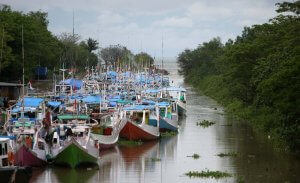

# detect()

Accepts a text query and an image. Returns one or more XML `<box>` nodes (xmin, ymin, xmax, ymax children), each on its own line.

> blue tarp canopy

<box><xmin>124</xmin><ymin>105</ymin><xmax>155</xmax><ymax>111</ymax></box>
<box><xmin>144</xmin><ymin>89</ymin><xmax>160</xmax><ymax>93</ymax></box>
<box><xmin>59</xmin><ymin>78</ymin><xmax>83</xmax><ymax>90</ymax></box>
<box><xmin>158</xmin><ymin>102</ymin><xmax>170</xmax><ymax>107</ymax></box>
<box><xmin>47</xmin><ymin>101</ymin><xmax>61</xmax><ymax>107</ymax></box>
<box><xmin>82</xmin><ymin>95</ymin><xmax>101</xmax><ymax>104</ymax></box>
<box><xmin>160</xmin><ymin>87</ymin><xmax>186</xmax><ymax>92</ymax></box>
<box><xmin>16</xmin><ymin>97</ymin><xmax>43</xmax><ymax>107</ymax></box>
<box><xmin>0</xmin><ymin>136</ymin><xmax>16</xmax><ymax>140</ymax></box>
<box><xmin>141</xmin><ymin>100</ymin><xmax>156</xmax><ymax>105</ymax></box>
<box><xmin>107</xmin><ymin>71</ymin><xmax>117</xmax><ymax>77</ymax></box>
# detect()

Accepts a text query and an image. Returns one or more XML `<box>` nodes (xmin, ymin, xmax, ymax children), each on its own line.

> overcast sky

<box><xmin>2</xmin><ymin>0</ymin><xmax>283</xmax><ymax>58</ymax></box>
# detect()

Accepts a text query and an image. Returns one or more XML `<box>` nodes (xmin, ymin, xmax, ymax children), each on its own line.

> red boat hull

<box><xmin>14</xmin><ymin>144</ymin><xmax>46</xmax><ymax>167</ymax></box>
<box><xmin>98</xmin><ymin>143</ymin><xmax>116</xmax><ymax>150</ymax></box>
<box><xmin>120</xmin><ymin>121</ymin><xmax>158</xmax><ymax>141</ymax></box>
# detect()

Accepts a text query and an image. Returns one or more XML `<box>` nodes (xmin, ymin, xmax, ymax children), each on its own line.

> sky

<box><xmin>2</xmin><ymin>0</ymin><xmax>284</xmax><ymax>58</ymax></box>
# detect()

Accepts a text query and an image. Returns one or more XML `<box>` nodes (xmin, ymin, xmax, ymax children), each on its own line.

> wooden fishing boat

<box><xmin>0</xmin><ymin>137</ymin><xmax>32</xmax><ymax>183</ymax></box>
<box><xmin>120</xmin><ymin>105</ymin><xmax>160</xmax><ymax>141</ymax></box>
<box><xmin>5</xmin><ymin>97</ymin><xmax>48</xmax><ymax>167</ymax></box>
<box><xmin>50</xmin><ymin>114</ymin><xmax>99</xmax><ymax>168</ymax></box>
<box><xmin>158</xmin><ymin>101</ymin><xmax>178</xmax><ymax>132</ymax></box>
<box><xmin>91</xmin><ymin>112</ymin><xmax>127</xmax><ymax>150</ymax></box>
<box><xmin>160</xmin><ymin>87</ymin><xmax>187</xmax><ymax>116</ymax></box>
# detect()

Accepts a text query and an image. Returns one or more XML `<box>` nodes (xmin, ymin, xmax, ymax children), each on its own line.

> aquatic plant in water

<box><xmin>187</xmin><ymin>153</ymin><xmax>200</xmax><ymax>159</ymax></box>
<box><xmin>217</xmin><ymin>152</ymin><xmax>237</xmax><ymax>157</ymax></box>
<box><xmin>160</xmin><ymin>131</ymin><xmax>178</xmax><ymax>137</ymax></box>
<box><xmin>196</xmin><ymin>120</ymin><xmax>216</xmax><ymax>127</ymax></box>
<box><xmin>185</xmin><ymin>169</ymin><xmax>232</xmax><ymax>178</ymax></box>
<box><xmin>117</xmin><ymin>138</ymin><xmax>143</xmax><ymax>146</ymax></box>
<box><xmin>149</xmin><ymin>157</ymin><xmax>161</xmax><ymax>162</ymax></box>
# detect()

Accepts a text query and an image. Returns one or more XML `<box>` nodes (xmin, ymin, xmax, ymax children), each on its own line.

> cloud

<box><xmin>153</xmin><ymin>17</ymin><xmax>194</xmax><ymax>28</ymax></box>
<box><xmin>2</xmin><ymin>0</ymin><xmax>281</xmax><ymax>57</ymax></box>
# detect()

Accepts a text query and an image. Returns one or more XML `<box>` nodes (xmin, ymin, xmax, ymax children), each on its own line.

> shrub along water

<box><xmin>177</xmin><ymin>2</ymin><xmax>300</xmax><ymax>152</ymax></box>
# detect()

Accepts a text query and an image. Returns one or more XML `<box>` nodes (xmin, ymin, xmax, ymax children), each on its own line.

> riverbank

<box><xmin>185</xmin><ymin>76</ymin><xmax>298</xmax><ymax>153</ymax></box>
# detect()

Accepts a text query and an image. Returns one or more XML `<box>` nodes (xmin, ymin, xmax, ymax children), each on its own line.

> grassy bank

<box><xmin>186</xmin><ymin>76</ymin><xmax>293</xmax><ymax>151</ymax></box>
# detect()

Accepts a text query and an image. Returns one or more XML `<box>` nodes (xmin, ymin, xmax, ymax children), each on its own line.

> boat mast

<box><xmin>0</xmin><ymin>27</ymin><xmax>4</xmax><ymax>74</ymax></box>
<box><xmin>161</xmin><ymin>33</ymin><xmax>164</xmax><ymax>87</ymax></box>
<box><xmin>21</xmin><ymin>24</ymin><xmax>25</xmax><ymax>117</ymax></box>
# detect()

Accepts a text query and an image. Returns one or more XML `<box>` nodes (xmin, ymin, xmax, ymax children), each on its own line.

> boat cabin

<box><xmin>0</xmin><ymin>138</ymin><xmax>9</xmax><ymax>167</ymax></box>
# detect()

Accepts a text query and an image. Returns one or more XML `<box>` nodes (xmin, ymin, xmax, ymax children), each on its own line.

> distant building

<box><xmin>0</xmin><ymin>82</ymin><xmax>23</xmax><ymax>108</ymax></box>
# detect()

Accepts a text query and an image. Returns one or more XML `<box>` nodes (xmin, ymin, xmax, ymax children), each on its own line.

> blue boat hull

<box><xmin>159</xmin><ymin>118</ymin><xmax>178</xmax><ymax>131</ymax></box>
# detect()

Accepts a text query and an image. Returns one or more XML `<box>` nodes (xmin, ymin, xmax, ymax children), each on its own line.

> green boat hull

<box><xmin>178</xmin><ymin>104</ymin><xmax>186</xmax><ymax>116</ymax></box>
<box><xmin>53</xmin><ymin>141</ymin><xmax>98</xmax><ymax>168</ymax></box>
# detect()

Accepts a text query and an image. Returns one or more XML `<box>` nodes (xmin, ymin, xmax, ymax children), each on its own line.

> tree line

<box><xmin>0</xmin><ymin>5</ymin><xmax>155</xmax><ymax>82</ymax></box>
<box><xmin>177</xmin><ymin>1</ymin><xmax>300</xmax><ymax>151</ymax></box>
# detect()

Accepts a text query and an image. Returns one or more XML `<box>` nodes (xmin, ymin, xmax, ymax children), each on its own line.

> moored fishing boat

<box><xmin>50</xmin><ymin>114</ymin><xmax>99</xmax><ymax>168</ymax></box>
<box><xmin>0</xmin><ymin>137</ymin><xmax>32</xmax><ymax>183</ymax></box>
<box><xmin>158</xmin><ymin>101</ymin><xmax>178</xmax><ymax>132</ymax></box>
<box><xmin>160</xmin><ymin>87</ymin><xmax>187</xmax><ymax>116</ymax></box>
<box><xmin>120</xmin><ymin>105</ymin><xmax>160</xmax><ymax>141</ymax></box>
<box><xmin>5</xmin><ymin>97</ymin><xmax>47</xmax><ymax>167</ymax></box>
<box><xmin>90</xmin><ymin>111</ymin><xmax>127</xmax><ymax>150</ymax></box>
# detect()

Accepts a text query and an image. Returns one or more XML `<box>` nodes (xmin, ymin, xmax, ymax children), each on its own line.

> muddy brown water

<box><xmin>29</xmin><ymin>61</ymin><xmax>300</xmax><ymax>183</ymax></box>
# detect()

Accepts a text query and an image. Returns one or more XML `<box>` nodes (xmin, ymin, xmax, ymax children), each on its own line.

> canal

<box><xmin>30</xmin><ymin>60</ymin><xmax>300</xmax><ymax>183</ymax></box>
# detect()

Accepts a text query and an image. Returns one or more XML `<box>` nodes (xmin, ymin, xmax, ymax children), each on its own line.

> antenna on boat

<box><xmin>0</xmin><ymin>27</ymin><xmax>4</xmax><ymax>74</ymax></box>
<box><xmin>161</xmin><ymin>32</ymin><xmax>164</xmax><ymax>87</ymax></box>
<box><xmin>60</xmin><ymin>63</ymin><xmax>67</xmax><ymax>93</ymax></box>
<box><xmin>72</xmin><ymin>10</ymin><xmax>75</xmax><ymax>38</ymax></box>
<box><xmin>21</xmin><ymin>24</ymin><xmax>25</xmax><ymax>118</ymax></box>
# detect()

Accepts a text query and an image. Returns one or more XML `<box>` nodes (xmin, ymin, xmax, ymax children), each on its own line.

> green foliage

<box><xmin>117</xmin><ymin>138</ymin><xmax>143</xmax><ymax>146</ymax></box>
<box><xmin>134</xmin><ymin>52</ymin><xmax>154</xmax><ymax>70</ymax></box>
<box><xmin>160</xmin><ymin>131</ymin><xmax>177</xmax><ymax>137</ymax></box>
<box><xmin>187</xmin><ymin>153</ymin><xmax>200</xmax><ymax>159</ymax></box>
<box><xmin>217</xmin><ymin>152</ymin><xmax>238</xmax><ymax>157</ymax></box>
<box><xmin>185</xmin><ymin>169</ymin><xmax>232</xmax><ymax>178</ymax></box>
<box><xmin>177</xmin><ymin>1</ymin><xmax>300</xmax><ymax>151</ymax></box>
<box><xmin>0</xmin><ymin>5</ymin><xmax>99</xmax><ymax>81</ymax></box>
<box><xmin>196</xmin><ymin>120</ymin><xmax>216</xmax><ymax>127</ymax></box>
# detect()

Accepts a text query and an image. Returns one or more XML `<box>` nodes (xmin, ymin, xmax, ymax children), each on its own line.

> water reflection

<box><xmin>29</xmin><ymin>61</ymin><xmax>300</xmax><ymax>183</ymax></box>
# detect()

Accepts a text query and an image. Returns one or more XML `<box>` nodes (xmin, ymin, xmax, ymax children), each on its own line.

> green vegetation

<box><xmin>217</xmin><ymin>152</ymin><xmax>238</xmax><ymax>157</ymax></box>
<box><xmin>149</xmin><ymin>157</ymin><xmax>161</xmax><ymax>162</ymax></box>
<box><xmin>160</xmin><ymin>131</ymin><xmax>178</xmax><ymax>137</ymax></box>
<box><xmin>185</xmin><ymin>169</ymin><xmax>232</xmax><ymax>178</ymax></box>
<box><xmin>187</xmin><ymin>153</ymin><xmax>200</xmax><ymax>159</ymax></box>
<box><xmin>117</xmin><ymin>138</ymin><xmax>143</xmax><ymax>146</ymax></box>
<box><xmin>0</xmin><ymin>5</ymin><xmax>156</xmax><ymax>82</ymax></box>
<box><xmin>177</xmin><ymin>1</ymin><xmax>300</xmax><ymax>152</ymax></box>
<box><xmin>196</xmin><ymin>120</ymin><xmax>216</xmax><ymax>127</ymax></box>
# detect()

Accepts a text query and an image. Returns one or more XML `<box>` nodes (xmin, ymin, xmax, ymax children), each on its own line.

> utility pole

<box><xmin>0</xmin><ymin>27</ymin><xmax>4</xmax><ymax>74</ymax></box>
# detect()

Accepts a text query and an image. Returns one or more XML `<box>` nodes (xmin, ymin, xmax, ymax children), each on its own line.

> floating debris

<box><xmin>196</xmin><ymin>120</ymin><xmax>216</xmax><ymax>127</ymax></box>
<box><xmin>117</xmin><ymin>139</ymin><xmax>143</xmax><ymax>146</ymax></box>
<box><xmin>149</xmin><ymin>157</ymin><xmax>161</xmax><ymax>162</ymax></box>
<box><xmin>217</xmin><ymin>152</ymin><xmax>237</xmax><ymax>157</ymax></box>
<box><xmin>185</xmin><ymin>169</ymin><xmax>232</xmax><ymax>178</ymax></box>
<box><xmin>187</xmin><ymin>153</ymin><xmax>200</xmax><ymax>159</ymax></box>
<box><xmin>160</xmin><ymin>131</ymin><xmax>178</xmax><ymax>137</ymax></box>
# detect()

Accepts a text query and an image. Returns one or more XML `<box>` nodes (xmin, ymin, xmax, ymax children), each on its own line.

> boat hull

<box><xmin>14</xmin><ymin>144</ymin><xmax>46</xmax><ymax>167</ymax></box>
<box><xmin>120</xmin><ymin>121</ymin><xmax>159</xmax><ymax>141</ymax></box>
<box><xmin>0</xmin><ymin>166</ymin><xmax>32</xmax><ymax>183</ymax></box>
<box><xmin>159</xmin><ymin>117</ymin><xmax>178</xmax><ymax>132</ymax></box>
<box><xmin>53</xmin><ymin>140</ymin><xmax>98</xmax><ymax>168</ymax></box>
<box><xmin>177</xmin><ymin>103</ymin><xmax>186</xmax><ymax>116</ymax></box>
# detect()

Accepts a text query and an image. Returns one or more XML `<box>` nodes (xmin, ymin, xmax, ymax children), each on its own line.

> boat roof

<box><xmin>123</xmin><ymin>105</ymin><xmax>155</xmax><ymax>111</ymax></box>
<box><xmin>157</xmin><ymin>101</ymin><xmax>170</xmax><ymax>107</ymax></box>
<box><xmin>16</xmin><ymin>97</ymin><xmax>43</xmax><ymax>107</ymax></box>
<box><xmin>160</xmin><ymin>86</ymin><xmax>186</xmax><ymax>92</ymax></box>
<box><xmin>82</xmin><ymin>95</ymin><xmax>101</xmax><ymax>104</ymax></box>
<box><xmin>57</xmin><ymin>114</ymin><xmax>90</xmax><ymax>120</ymax></box>
<box><xmin>47</xmin><ymin>101</ymin><xmax>62</xmax><ymax>107</ymax></box>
